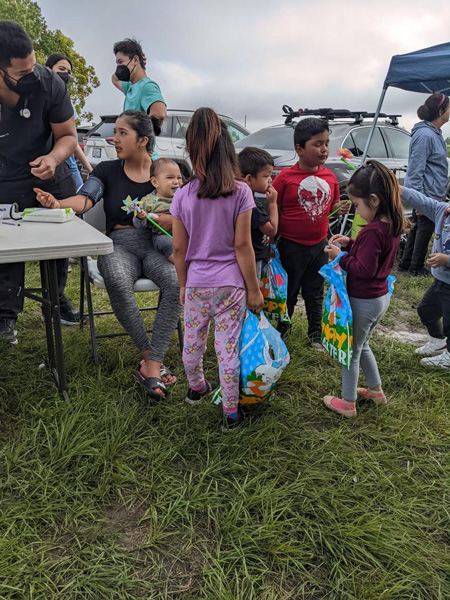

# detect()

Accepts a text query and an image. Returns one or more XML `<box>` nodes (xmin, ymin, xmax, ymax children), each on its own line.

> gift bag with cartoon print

<box><xmin>319</xmin><ymin>254</ymin><xmax>353</xmax><ymax>368</ymax></box>
<box><xmin>212</xmin><ymin>310</ymin><xmax>290</xmax><ymax>405</ymax></box>
<box><xmin>259</xmin><ymin>245</ymin><xmax>290</xmax><ymax>323</ymax></box>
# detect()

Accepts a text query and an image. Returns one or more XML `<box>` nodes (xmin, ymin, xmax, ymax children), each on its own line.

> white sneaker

<box><xmin>415</xmin><ymin>336</ymin><xmax>447</xmax><ymax>356</ymax></box>
<box><xmin>421</xmin><ymin>349</ymin><xmax>450</xmax><ymax>369</ymax></box>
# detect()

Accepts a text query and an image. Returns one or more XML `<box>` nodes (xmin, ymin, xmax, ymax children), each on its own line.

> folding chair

<box><xmin>79</xmin><ymin>199</ymin><xmax>183</xmax><ymax>364</ymax></box>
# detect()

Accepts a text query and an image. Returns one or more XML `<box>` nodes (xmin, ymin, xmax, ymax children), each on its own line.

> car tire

<box><xmin>328</xmin><ymin>189</ymin><xmax>355</xmax><ymax>237</ymax></box>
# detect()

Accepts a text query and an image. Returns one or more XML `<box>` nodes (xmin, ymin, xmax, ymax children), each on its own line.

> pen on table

<box><xmin>2</xmin><ymin>221</ymin><xmax>21</xmax><ymax>226</ymax></box>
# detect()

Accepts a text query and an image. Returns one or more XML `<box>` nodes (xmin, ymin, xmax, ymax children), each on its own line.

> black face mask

<box><xmin>3</xmin><ymin>70</ymin><xmax>40</xmax><ymax>97</ymax></box>
<box><xmin>115</xmin><ymin>58</ymin><xmax>136</xmax><ymax>82</ymax></box>
<box><xmin>115</xmin><ymin>64</ymin><xmax>131</xmax><ymax>82</ymax></box>
<box><xmin>57</xmin><ymin>71</ymin><xmax>71</xmax><ymax>85</ymax></box>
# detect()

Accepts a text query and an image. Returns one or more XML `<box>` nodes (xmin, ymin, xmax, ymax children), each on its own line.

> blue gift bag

<box><xmin>212</xmin><ymin>311</ymin><xmax>290</xmax><ymax>405</ymax></box>
<box><xmin>319</xmin><ymin>253</ymin><xmax>353</xmax><ymax>368</ymax></box>
<box><xmin>260</xmin><ymin>245</ymin><xmax>290</xmax><ymax>323</ymax></box>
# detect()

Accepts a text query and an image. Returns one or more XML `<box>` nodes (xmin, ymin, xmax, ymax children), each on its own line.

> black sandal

<box><xmin>139</xmin><ymin>361</ymin><xmax>177</xmax><ymax>385</ymax></box>
<box><xmin>134</xmin><ymin>369</ymin><xmax>167</xmax><ymax>401</ymax></box>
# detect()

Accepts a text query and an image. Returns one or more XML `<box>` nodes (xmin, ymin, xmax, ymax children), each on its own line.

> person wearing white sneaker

<box><xmin>421</xmin><ymin>350</ymin><xmax>450</xmax><ymax>369</ymax></box>
<box><xmin>415</xmin><ymin>336</ymin><xmax>447</xmax><ymax>356</ymax></box>
<box><xmin>400</xmin><ymin>186</ymin><xmax>450</xmax><ymax>370</ymax></box>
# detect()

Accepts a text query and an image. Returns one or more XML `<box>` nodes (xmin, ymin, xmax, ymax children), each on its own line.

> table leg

<box><xmin>39</xmin><ymin>261</ymin><xmax>57</xmax><ymax>372</ymax></box>
<box><xmin>46</xmin><ymin>259</ymin><xmax>69</xmax><ymax>404</ymax></box>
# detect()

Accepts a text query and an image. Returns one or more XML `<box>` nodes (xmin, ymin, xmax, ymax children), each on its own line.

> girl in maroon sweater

<box><xmin>322</xmin><ymin>160</ymin><xmax>407</xmax><ymax>417</ymax></box>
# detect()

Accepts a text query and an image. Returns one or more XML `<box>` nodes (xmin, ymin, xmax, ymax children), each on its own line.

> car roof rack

<box><xmin>282</xmin><ymin>105</ymin><xmax>401</xmax><ymax>126</ymax></box>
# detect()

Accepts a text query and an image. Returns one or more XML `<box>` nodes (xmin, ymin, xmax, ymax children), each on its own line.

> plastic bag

<box><xmin>319</xmin><ymin>253</ymin><xmax>353</xmax><ymax>368</ymax></box>
<box><xmin>387</xmin><ymin>274</ymin><xmax>396</xmax><ymax>296</ymax></box>
<box><xmin>259</xmin><ymin>245</ymin><xmax>290</xmax><ymax>323</ymax></box>
<box><xmin>212</xmin><ymin>311</ymin><xmax>290</xmax><ymax>405</ymax></box>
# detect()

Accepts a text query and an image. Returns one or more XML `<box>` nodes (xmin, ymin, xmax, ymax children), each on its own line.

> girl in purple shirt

<box><xmin>322</xmin><ymin>160</ymin><xmax>407</xmax><ymax>417</ymax></box>
<box><xmin>170</xmin><ymin>108</ymin><xmax>264</xmax><ymax>432</ymax></box>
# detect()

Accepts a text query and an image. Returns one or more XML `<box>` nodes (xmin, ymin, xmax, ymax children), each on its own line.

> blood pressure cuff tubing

<box><xmin>77</xmin><ymin>177</ymin><xmax>104</xmax><ymax>206</ymax></box>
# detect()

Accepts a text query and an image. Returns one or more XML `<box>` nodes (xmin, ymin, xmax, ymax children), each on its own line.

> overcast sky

<box><xmin>38</xmin><ymin>0</ymin><xmax>450</xmax><ymax>136</ymax></box>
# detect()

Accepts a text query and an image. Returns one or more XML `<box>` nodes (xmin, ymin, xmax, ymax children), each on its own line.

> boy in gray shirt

<box><xmin>401</xmin><ymin>186</ymin><xmax>450</xmax><ymax>369</ymax></box>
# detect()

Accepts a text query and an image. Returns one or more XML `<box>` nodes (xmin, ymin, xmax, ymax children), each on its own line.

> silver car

<box><xmin>84</xmin><ymin>109</ymin><xmax>250</xmax><ymax>177</ymax></box>
<box><xmin>235</xmin><ymin>107</ymin><xmax>450</xmax><ymax>234</ymax></box>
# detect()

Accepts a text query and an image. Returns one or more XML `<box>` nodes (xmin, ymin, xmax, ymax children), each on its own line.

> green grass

<box><xmin>0</xmin><ymin>264</ymin><xmax>449</xmax><ymax>599</ymax></box>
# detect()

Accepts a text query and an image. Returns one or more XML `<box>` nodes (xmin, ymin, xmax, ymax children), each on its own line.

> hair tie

<box><xmin>438</xmin><ymin>93</ymin><xmax>447</xmax><ymax>107</ymax></box>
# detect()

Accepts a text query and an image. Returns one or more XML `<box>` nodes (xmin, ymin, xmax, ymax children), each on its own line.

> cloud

<box><xmin>37</xmin><ymin>0</ymin><xmax>450</xmax><ymax>137</ymax></box>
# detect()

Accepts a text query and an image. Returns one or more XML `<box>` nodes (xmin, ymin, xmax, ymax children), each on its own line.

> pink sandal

<box><xmin>323</xmin><ymin>395</ymin><xmax>357</xmax><ymax>418</ymax></box>
<box><xmin>357</xmin><ymin>387</ymin><xmax>387</xmax><ymax>405</ymax></box>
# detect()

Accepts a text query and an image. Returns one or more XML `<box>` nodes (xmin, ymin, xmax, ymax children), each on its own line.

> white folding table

<box><xmin>0</xmin><ymin>217</ymin><xmax>113</xmax><ymax>402</ymax></box>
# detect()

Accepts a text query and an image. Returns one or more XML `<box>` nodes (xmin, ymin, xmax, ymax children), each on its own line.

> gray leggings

<box><xmin>342</xmin><ymin>294</ymin><xmax>390</xmax><ymax>402</ymax></box>
<box><xmin>97</xmin><ymin>228</ymin><xmax>180</xmax><ymax>362</ymax></box>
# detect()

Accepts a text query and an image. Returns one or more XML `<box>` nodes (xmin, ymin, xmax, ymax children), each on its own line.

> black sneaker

<box><xmin>0</xmin><ymin>318</ymin><xmax>18</xmax><ymax>345</ymax></box>
<box><xmin>59</xmin><ymin>295</ymin><xmax>80</xmax><ymax>326</ymax></box>
<box><xmin>311</xmin><ymin>338</ymin><xmax>324</xmax><ymax>352</ymax></box>
<box><xmin>221</xmin><ymin>408</ymin><xmax>248</xmax><ymax>434</ymax></box>
<box><xmin>185</xmin><ymin>380</ymin><xmax>216</xmax><ymax>405</ymax></box>
<box><xmin>397</xmin><ymin>264</ymin><xmax>410</xmax><ymax>273</ymax></box>
<box><xmin>277</xmin><ymin>321</ymin><xmax>291</xmax><ymax>339</ymax></box>
<box><xmin>410</xmin><ymin>267</ymin><xmax>430</xmax><ymax>277</ymax></box>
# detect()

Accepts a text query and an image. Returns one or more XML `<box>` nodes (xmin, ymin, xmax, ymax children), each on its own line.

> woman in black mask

<box><xmin>45</xmin><ymin>54</ymin><xmax>93</xmax><ymax>188</ymax></box>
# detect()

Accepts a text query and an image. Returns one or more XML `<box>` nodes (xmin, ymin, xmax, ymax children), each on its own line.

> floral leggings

<box><xmin>183</xmin><ymin>286</ymin><xmax>247</xmax><ymax>415</ymax></box>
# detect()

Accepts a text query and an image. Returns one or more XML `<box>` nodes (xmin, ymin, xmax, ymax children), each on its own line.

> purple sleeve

<box><xmin>170</xmin><ymin>189</ymin><xmax>182</xmax><ymax>219</ymax></box>
<box><xmin>339</xmin><ymin>228</ymin><xmax>384</xmax><ymax>279</ymax></box>
<box><xmin>238</xmin><ymin>183</ymin><xmax>256</xmax><ymax>215</ymax></box>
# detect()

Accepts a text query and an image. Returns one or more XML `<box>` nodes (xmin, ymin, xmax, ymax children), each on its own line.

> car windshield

<box><xmin>235</xmin><ymin>124</ymin><xmax>334</xmax><ymax>151</ymax></box>
<box><xmin>89</xmin><ymin>121</ymin><xmax>116</xmax><ymax>138</ymax></box>
<box><xmin>234</xmin><ymin>127</ymin><xmax>294</xmax><ymax>150</ymax></box>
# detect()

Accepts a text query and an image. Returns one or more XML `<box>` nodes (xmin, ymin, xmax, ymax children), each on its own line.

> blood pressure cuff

<box><xmin>78</xmin><ymin>176</ymin><xmax>104</xmax><ymax>206</ymax></box>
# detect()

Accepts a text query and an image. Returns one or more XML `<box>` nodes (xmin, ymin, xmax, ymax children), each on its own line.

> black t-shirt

<box><xmin>251</xmin><ymin>195</ymin><xmax>271</xmax><ymax>261</ymax></box>
<box><xmin>0</xmin><ymin>64</ymin><xmax>73</xmax><ymax>204</ymax></box>
<box><xmin>91</xmin><ymin>160</ymin><xmax>155</xmax><ymax>234</ymax></box>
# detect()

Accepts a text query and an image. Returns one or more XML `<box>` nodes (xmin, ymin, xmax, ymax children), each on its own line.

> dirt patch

<box><xmin>102</xmin><ymin>500</ymin><xmax>149</xmax><ymax>549</ymax></box>
<box><xmin>376</xmin><ymin>325</ymin><xmax>428</xmax><ymax>346</ymax></box>
<box><xmin>296</xmin><ymin>297</ymin><xmax>428</xmax><ymax>346</ymax></box>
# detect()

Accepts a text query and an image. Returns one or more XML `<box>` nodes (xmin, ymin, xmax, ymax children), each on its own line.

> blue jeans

<box><xmin>342</xmin><ymin>294</ymin><xmax>390</xmax><ymax>402</ymax></box>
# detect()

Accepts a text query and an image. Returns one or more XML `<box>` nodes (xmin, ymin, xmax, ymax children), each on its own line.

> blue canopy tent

<box><xmin>342</xmin><ymin>42</ymin><xmax>450</xmax><ymax>235</ymax></box>
<box><xmin>361</xmin><ymin>41</ymin><xmax>450</xmax><ymax>163</ymax></box>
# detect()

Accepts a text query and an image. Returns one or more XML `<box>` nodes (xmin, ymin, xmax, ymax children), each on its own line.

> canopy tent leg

<box><xmin>339</xmin><ymin>87</ymin><xmax>388</xmax><ymax>235</ymax></box>
<box><xmin>359</xmin><ymin>87</ymin><xmax>388</xmax><ymax>164</ymax></box>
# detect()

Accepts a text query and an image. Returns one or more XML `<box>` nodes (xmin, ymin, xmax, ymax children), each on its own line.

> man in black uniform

<box><xmin>0</xmin><ymin>21</ymin><xmax>80</xmax><ymax>344</ymax></box>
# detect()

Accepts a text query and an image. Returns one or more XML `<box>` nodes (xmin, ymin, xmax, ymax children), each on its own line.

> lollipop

<box><xmin>337</xmin><ymin>148</ymin><xmax>357</xmax><ymax>171</ymax></box>
<box><xmin>121</xmin><ymin>195</ymin><xmax>143</xmax><ymax>215</ymax></box>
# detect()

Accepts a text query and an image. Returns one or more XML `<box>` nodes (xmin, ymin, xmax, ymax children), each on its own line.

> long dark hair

<box><xmin>118</xmin><ymin>110</ymin><xmax>161</xmax><ymax>153</ymax></box>
<box><xmin>417</xmin><ymin>93</ymin><xmax>449</xmax><ymax>122</ymax></box>
<box><xmin>347</xmin><ymin>160</ymin><xmax>407</xmax><ymax>237</ymax></box>
<box><xmin>185</xmin><ymin>107</ymin><xmax>239</xmax><ymax>199</ymax></box>
<box><xmin>45</xmin><ymin>53</ymin><xmax>73</xmax><ymax>70</ymax></box>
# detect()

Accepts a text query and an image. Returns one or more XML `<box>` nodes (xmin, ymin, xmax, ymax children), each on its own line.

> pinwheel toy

<box><xmin>337</xmin><ymin>148</ymin><xmax>358</xmax><ymax>171</ymax></box>
<box><xmin>121</xmin><ymin>195</ymin><xmax>143</xmax><ymax>215</ymax></box>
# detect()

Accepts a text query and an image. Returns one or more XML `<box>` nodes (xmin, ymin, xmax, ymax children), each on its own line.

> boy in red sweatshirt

<box><xmin>273</xmin><ymin>118</ymin><xmax>348</xmax><ymax>347</ymax></box>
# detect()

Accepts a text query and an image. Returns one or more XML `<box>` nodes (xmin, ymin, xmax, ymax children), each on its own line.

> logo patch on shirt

<box><xmin>443</xmin><ymin>223</ymin><xmax>450</xmax><ymax>254</ymax></box>
<box><xmin>297</xmin><ymin>176</ymin><xmax>331</xmax><ymax>223</ymax></box>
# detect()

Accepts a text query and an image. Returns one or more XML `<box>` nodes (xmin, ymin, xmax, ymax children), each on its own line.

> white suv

<box><xmin>84</xmin><ymin>109</ymin><xmax>250</xmax><ymax>177</ymax></box>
